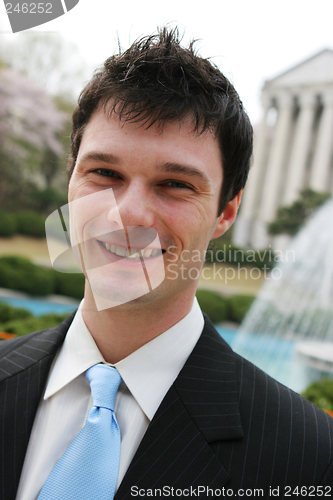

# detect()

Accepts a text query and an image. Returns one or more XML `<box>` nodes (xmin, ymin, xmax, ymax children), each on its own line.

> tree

<box><xmin>0</xmin><ymin>33</ymin><xmax>90</xmax><ymax>100</ymax></box>
<box><xmin>0</xmin><ymin>68</ymin><xmax>67</xmax><ymax>209</ymax></box>
<box><xmin>0</xmin><ymin>33</ymin><xmax>89</xmax><ymax>209</ymax></box>
<box><xmin>268</xmin><ymin>189</ymin><xmax>331</xmax><ymax>236</ymax></box>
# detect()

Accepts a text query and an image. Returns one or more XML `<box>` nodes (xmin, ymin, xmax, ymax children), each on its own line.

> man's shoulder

<box><xmin>202</xmin><ymin>315</ymin><xmax>333</xmax><ymax>432</ymax></box>
<box><xmin>234</xmin><ymin>343</ymin><xmax>332</xmax><ymax>425</ymax></box>
<box><xmin>200</xmin><ymin>316</ymin><xmax>333</xmax><ymax>488</ymax></box>
<box><xmin>0</xmin><ymin>328</ymin><xmax>45</xmax><ymax>355</ymax></box>
<box><xmin>0</xmin><ymin>312</ymin><xmax>75</xmax><ymax>380</ymax></box>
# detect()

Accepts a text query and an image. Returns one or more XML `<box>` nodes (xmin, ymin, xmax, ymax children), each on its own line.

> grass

<box><xmin>199</xmin><ymin>263</ymin><xmax>266</xmax><ymax>295</ymax></box>
<box><xmin>0</xmin><ymin>236</ymin><xmax>79</xmax><ymax>270</ymax></box>
<box><xmin>0</xmin><ymin>236</ymin><xmax>50</xmax><ymax>263</ymax></box>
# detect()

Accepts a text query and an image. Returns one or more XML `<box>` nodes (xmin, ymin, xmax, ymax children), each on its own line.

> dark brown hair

<box><xmin>68</xmin><ymin>27</ymin><xmax>253</xmax><ymax>214</ymax></box>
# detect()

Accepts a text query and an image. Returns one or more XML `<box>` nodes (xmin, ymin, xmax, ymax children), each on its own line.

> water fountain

<box><xmin>232</xmin><ymin>199</ymin><xmax>333</xmax><ymax>393</ymax></box>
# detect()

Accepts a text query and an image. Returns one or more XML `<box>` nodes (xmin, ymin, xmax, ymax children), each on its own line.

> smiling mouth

<box><xmin>98</xmin><ymin>240</ymin><xmax>164</xmax><ymax>260</ymax></box>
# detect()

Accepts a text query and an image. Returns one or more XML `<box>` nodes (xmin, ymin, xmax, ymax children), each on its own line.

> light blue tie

<box><xmin>38</xmin><ymin>364</ymin><xmax>122</xmax><ymax>500</ymax></box>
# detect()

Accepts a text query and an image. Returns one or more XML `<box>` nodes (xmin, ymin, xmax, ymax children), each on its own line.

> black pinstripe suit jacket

<box><xmin>1</xmin><ymin>313</ymin><xmax>333</xmax><ymax>500</ymax></box>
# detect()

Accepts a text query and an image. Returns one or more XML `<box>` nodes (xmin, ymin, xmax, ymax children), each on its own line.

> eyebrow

<box><xmin>78</xmin><ymin>152</ymin><xmax>120</xmax><ymax>165</ymax></box>
<box><xmin>159</xmin><ymin>162</ymin><xmax>210</xmax><ymax>185</ymax></box>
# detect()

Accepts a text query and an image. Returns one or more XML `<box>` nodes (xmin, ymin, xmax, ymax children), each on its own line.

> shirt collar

<box><xmin>44</xmin><ymin>301</ymin><xmax>104</xmax><ymax>400</ymax></box>
<box><xmin>116</xmin><ymin>298</ymin><xmax>204</xmax><ymax>420</ymax></box>
<box><xmin>44</xmin><ymin>298</ymin><xmax>204</xmax><ymax>421</ymax></box>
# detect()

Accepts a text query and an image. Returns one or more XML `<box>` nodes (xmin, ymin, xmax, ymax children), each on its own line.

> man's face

<box><xmin>68</xmin><ymin>109</ymin><xmax>240</xmax><ymax>310</ymax></box>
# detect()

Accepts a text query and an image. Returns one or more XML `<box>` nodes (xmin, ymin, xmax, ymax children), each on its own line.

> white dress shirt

<box><xmin>16</xmin><ymin>298</ymin><xmax>204</xmax><ymax>500</ymax></box>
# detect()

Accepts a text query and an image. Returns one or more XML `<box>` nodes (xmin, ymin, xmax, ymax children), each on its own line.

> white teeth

<box><xmin>115</xmin><ymin>246</ymin><xmax>126</xmax><ymax>257</ymax></box>
<box><xmin>101</xmin><ymin>241</ymin><xmax>160</xmax><ymax>259</ymax></box>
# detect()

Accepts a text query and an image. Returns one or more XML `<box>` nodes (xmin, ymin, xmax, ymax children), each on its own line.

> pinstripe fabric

<box><xmin>1</xmin><ymin>313</ymin><xmax>333</xmax><ymax>500</ymax></box>
<box><xmin>113</xmin><ymin>319</ymin><xmax>333</xmax><ymax>499</ymax></box>
<box><xmin>0</xmin><ymin>313</ymin><xmax>74</xmax><ymax>500</ymax></box>
<box><xmin>207</xmin><ymin>343</ymin><xmax>333</xmax><ymax>498</ymax></box>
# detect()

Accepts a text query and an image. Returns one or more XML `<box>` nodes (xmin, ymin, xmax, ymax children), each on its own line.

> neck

<box><xmin>81</xmin><ymin>283</ymin><xmax>196</xmax><ymax>364</ymax></box>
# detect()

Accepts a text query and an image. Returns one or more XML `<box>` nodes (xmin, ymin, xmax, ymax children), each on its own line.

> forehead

<box><xmin>77</xmin><ymin>110</ymin><xmax>223</xmax><ymax>182</ymax></box>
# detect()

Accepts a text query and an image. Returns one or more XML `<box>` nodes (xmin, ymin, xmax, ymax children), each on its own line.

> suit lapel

<box><xmin>0</xmin><ymin>314</ymin><xmax>73</xmax><ymax>500</ymax></box>
<box><xmin>116</xmin><ymin>317</ymin><xmax>244</xmax><ymax>498</ymax></box>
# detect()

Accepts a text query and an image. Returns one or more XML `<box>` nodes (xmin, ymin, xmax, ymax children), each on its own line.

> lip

<box><xmin>91</xmin><ymin>227</ymin><xmax>160</xmax><ymax>250</ymax></box>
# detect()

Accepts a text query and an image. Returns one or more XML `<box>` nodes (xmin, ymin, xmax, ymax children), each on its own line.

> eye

<box><xmin>93</xmin><ymin>168</ymin><xmax>122</xmax><ymax>179</ymax></box>
<box><xmin>165</xmin><ymin>180</ymin><xmax>193</xmax><ymax>190</ymax></box>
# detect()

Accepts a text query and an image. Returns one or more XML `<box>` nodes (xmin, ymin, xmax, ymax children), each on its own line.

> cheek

<box><xmin>68</xmin><ymin>178</ymin><xmax>85</xmax><ymax>204</ymax></box>
<box><xmin>166</xmin><ymin>195</ymin><xmax>213</xmax><ymax>223</ymax></box>
<box><xmin>162</xmin><ymin>205</ymin><xmax>197</xmax><ymax>237</ymax></box>
<box><xmin>68</xmin><ymin>168</ymin><xmax>104</xmax><ymax>199</ymax></box>
<box><xmin>68</xmin><ymin>191</ymin><xmax>103</xmax><ymax>243</ymax></box>
<box><xmin>163</xmin><ymin>197</ymin><xmax>209</xmax><ymax>225</ymax></box>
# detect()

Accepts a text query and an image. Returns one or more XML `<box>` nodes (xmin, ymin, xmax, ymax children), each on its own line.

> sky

<box><xmin>1</xmin><ymin>0</ymin><xmax>333</xmax><ymax>124</ymax></box>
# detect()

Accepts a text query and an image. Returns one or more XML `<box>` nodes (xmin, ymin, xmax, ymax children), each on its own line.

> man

<box><xmin>1</xmin><ymin>28</ymin><xmax>332</xmax><ymax>500</ymax></box>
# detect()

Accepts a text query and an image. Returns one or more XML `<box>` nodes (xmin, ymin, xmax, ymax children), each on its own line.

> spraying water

<box><xmin>232</xmin><ymin>199</ymin><xmax>333</xmax><ymax>393</ymax></box>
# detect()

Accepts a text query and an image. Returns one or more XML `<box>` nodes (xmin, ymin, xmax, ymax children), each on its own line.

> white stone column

<box><xmin>282</xmin><ymin>92</ymin><xmax>316</xmax><ymax>205</ymax></box>
<box><xmin>232</xmin><ymin>93</ymin><xmax>272</xmax><ymax>248</ymax></box>
<box><xmin>252</xmin><ymin>92</ymin><xmax>295</xmax><ymax>248</ymax></box>
<box><xmin>310</xmin><ymin>92</ymin><xmax>333</xmax><ymax>192</ymax></box>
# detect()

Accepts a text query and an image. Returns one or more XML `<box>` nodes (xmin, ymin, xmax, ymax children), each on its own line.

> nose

<box><xmin>107</xmin><ymin>180</ymin><xmax>155</xmax><ymax>228</ymax></box>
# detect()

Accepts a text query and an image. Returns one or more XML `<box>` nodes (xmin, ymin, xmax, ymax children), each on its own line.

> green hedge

<box><xmin>14</xmin><ymin>211</ymin><xmax>46</xmax><ymax>238</ymax></box>
<box><xmin>0</xmin><ymin>210</ymin><xmax>46</xmax><ymax>238</ymax></box>
<box><xmin>0</xmin><ymin>256</ymin><xmax>55</xmax><ymax>296</ymax></box>
<box><xmin>196</xmin><ymin>289</ymin><xmax>228</xmax><ymax>324</ymax></box>
<box><xmin>206</xmin><ymin>242</ymin><xmax>275</xmax><ymax>270</ymax></box>
<box><xmin>0</xmin><ymin>301</ymin><xmax>33</xmax><ymax>323</ymax></box>
<box><xmin>301</xmin><ymin>379</ymin><xmax>333</xmax><ymax>411</ymax></box>
<box><xmin>0</xmin><ymin>300</ymin><xmax>69</xmax><ymax>338</ymax></box>
<box><xmin>1</xmin><ymin>313</ymin><xmax>68</xmax><ymax>337</ymax></box>
<box><xmin>0</xmin><ymin>211</ymin><xmax>17</xmax><ymax>237</ymax></box>
<box><xmin>53</xmin><ymin>272</ymin><xmax>85</xmax><ymax>300</ymax></box>
<box><xmin>196</xmin><ymin>289</ymin><xmax>255</xmax><ymax>324</ymax></box>
<box><xmin>0</xmin><ymin>256</ymin><xmax>84</xmax><ymax>300</ymax></box>
<box><xmin>226</xmin><ymin>295</ymin><xmax>255</xmax><ymax>324</ymax></box>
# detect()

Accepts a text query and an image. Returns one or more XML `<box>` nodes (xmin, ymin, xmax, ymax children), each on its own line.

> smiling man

<box><xmin>69</xmin><ymin>111</ymin><xmax>241</xmax><ymax>361</ymax></box>
<box><xmin>1</xmin><ymin>28</ymin><xmax>333</xmax><ymax>500</ymax></box>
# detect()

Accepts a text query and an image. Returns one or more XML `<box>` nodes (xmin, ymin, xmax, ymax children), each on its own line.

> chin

<box><xmin>83</xmin><ymin>249</ymin><xmax>165</xmax><ymax>311</ymax></box>
<box><xmin>86</xmin><ymin>268</ymin><xmax>154</xmax><ymax>311</ymax></box>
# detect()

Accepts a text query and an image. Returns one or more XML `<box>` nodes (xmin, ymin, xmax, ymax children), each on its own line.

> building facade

<box><xmin>233</xmin><ymin>49</ymin><xmax>333</xmax><ymax>250</ymax></box>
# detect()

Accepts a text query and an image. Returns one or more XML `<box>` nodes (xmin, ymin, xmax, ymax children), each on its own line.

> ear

<box><xmin>211</xmin><ymin>190</ymin><xmax>243</xmax><ymax>240</ymax></box>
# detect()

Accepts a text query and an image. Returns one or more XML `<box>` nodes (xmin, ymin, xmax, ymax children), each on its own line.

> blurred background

<box><xmin>0</xmin><ymin>0</ymin><xmax>333</xmax><ymax>412</ymax></box>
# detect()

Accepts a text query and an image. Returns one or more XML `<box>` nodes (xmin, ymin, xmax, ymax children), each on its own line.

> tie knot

<box><xmin>85</xmin><ymin>364</ymin><xmax>121</xmax><ymax>411</ymax></box>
